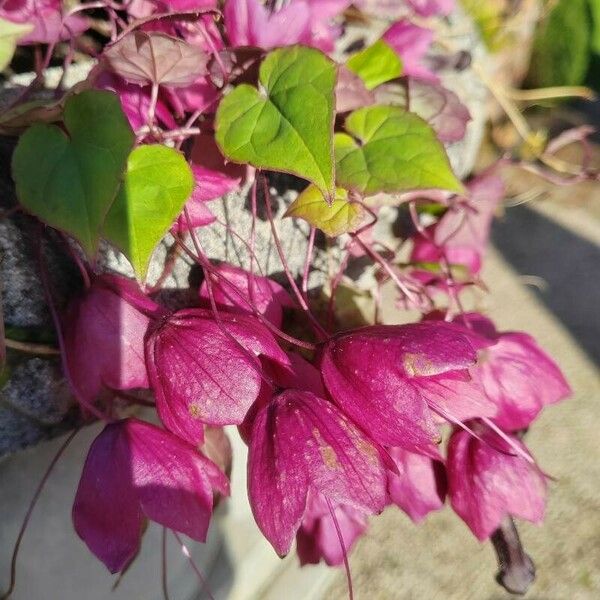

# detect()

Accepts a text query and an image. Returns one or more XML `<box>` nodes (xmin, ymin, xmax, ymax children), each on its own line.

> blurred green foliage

<box><xmin>527</xmin><ymin>0</ymin><xmax>591</xmax><ymax>88</ymax></box>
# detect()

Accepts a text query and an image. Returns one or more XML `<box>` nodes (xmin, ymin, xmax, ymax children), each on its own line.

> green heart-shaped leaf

<box><xmin>215</xmin><ymin>45</ymin><xmax>336</xmax><ymax>198</ymax></box>
<box><xmin>103</xmin><ymin>144</ymin><xmax>194</xmax><ymax>281</ymax></box>
<box><xmin>11</xmin><ymin>90</ymin><xmax>134</xmax><ymax>257</ymax></box>
<box><xmin>346</xmin><ymin>40</ymin><xmax>402</xmax><ymax>90</ymax></box>
<box><xmin>335</xmin><ymin>105</ymin><xmax>463</xmax><ymax>196</ymax></box>
<box><xmin>285</xmin><ymin>185</ymin><xmax>365</xmax><ymax>237</ymax></box>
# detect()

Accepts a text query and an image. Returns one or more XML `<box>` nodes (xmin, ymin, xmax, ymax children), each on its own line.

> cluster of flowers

<box><xmin>1</xmin><ymin>0</ymin><xmax>572</xmax><ymax>593</ymax></box>
<box><xmin>66</xmin><ymin>257</ymin><xmax>569</xmax><ymax>574</ymax></box>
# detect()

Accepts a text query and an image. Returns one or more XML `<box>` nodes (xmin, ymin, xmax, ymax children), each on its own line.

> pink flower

<box><xmin>447</xmin><ymin>422</ymin><xmax>547</xmax><ymax>540</ymax></box>
<box><xmin>73</xmin><ymin>418</ymin><xmax>229</xmax><ymax>573</ymax></box>
<box><xmin>248</xmin><ymin>389</ymin><xmax>387</xmax><ymax>556</ymax></box>
<box><xmin>457</xmin><ymin>313</ymin><xmax>571</xmax><ymax>430</ymax></box>
<box><xmin>296</xmin><ymin>491</ymin><xmax>368</xmax><ymax>566</ymax></box>
<box><xmin>145</xmin><ymin>308</ymin><xmax>290</xmax><ymax>444</ymax></box>
<box><xmin>224</xmin><ymin>0</ymin><xmax>311</xmax><ymax>49</ymax></box>
<box><xmin>411</xmin><ymin>171</ymin><xmax>506</xmax><ymax>277</ymax></box>
<box><xmin>407</xmin><ymin>0</ymin><xmax>454</xmax><ymax>17</ymax></box>
<box><xmin>387</xmin><ymin>446</ymin><xmax>446</xmax><ymax>522</ymax></box>
<box><xmin>320</xmin><ymin>321</ymin><xmax>494</xmax><ymax>456</ymax></box>
<box><xmin>0</xmin><ymin>0</ymin><xmax>88</xmax><ymax>45</ymax></box>
<box><xmin>223</xmin><ymin>0</ymin><xmax>348</xmax><ymax>51</ymax></box>
<box><xmin>62</xmin><ymin>274</ymin><xmax>160</xmax><ymax>407</ymax></box>
<box><xmin>189</xmin><ymin>132</ymin><xmax>244</xmax><ymax>203</ymax></box>
<box><xmin>382</xmin><ymin>20</ymin><xmax>436</xmax><ymax>82</ymax></box>
<box><xmin>199</xmin><ymin>263</ymin><xmax>293</xmax><ymax>327</ymax></box>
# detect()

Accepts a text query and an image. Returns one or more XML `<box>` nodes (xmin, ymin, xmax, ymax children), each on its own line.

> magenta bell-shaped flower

<box><xmin>456</xmin><ymin>313</ymin><xmax>571</xmax><ymax>431</ymax></box>
<box><xmin>72</xmin><ymin>418</ymin><xmax>229</xmax><ymax>573</ymax></box>
<box><xmin>447</xmin><ymin>421</ymin><xmax>547</xmax><ymax>541</ymax></box>
<box><xmin>386</xmin><ymin>446</ymin><xmax>446</xmax><ymax>522</ymax></box>
<box><xmin>296</xmin><ymin>490</ymin><xmax>368</xmax><ymax>567</ymax></box>
<box><xmin>320</xmin><ymin>321</ymin><xmax>495</xmax><ymax>456</ymax></box>
<box><xmin>247</xmin><ymin>389</ymin><xmax>387</xmax><ymax>557</ymax></box>
<box><xmin>199</xmin><ymin>262</ymin><xmax>294</xmax><ymax>328</ymax></box>
<box><xmin>145</xmin><ymin>308</ymin><xmax>291</xmax><ymax>445</ymax></box>
<box><xmin>62</xmin><ymin>274</ymin><xmax>161</xmax><ymax>407</ymax></box>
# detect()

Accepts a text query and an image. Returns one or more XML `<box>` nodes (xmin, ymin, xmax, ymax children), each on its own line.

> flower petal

<box><xmin>248</xmin><ymin>390</ymin><xmax>387</xmax><ymax>556</ymax></box>
<box><xmin>146</xmin><ymin>309</ymin><xmax>289</xmax><ymax>441</ymax></box>
<box><xmin>447</xmin><ymin>423</ymin><xmax>547</xmax><ymax>540</ymax></box>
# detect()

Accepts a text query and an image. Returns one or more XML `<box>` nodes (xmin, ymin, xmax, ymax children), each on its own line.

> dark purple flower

<box><xmin>62</xmin><ymin>274</ymin><xmax>160</xmax><ymax>407</ymax></box>
<box><xmin>447</xmin><ymin>421</ymin><xmax>547</xmax><ymax>540</ymax></box>
<box><xmin>73</xmin><ymin>418</ymin><xmax>229</xmax><ymax>573</ymax></box>
<box><xmin>320</xmin><ymin>322</ymin><xmax>494</xmax><ymax>456</ymax></box>
<box><xmin>248</xmin><ymin>389</ymin><xmax>387</xmax><ymax>556</ymax></box>
<box><xmin>145</xmin><ymin>308</ymin><xmax>290</xmax><ymax>444</ymax></box>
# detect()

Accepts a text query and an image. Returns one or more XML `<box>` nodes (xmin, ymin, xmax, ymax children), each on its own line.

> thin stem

<box><xmin>351</xmin><ymin>234</ymin><xmax>419</xmax><ymax>306</ymax></box>
<box><xmin>1</xmin><ymin>428</ymin><xmax>80</xmax><ymax>600</ymax></box>
<box><xmin>506</xmin><ymin>86</ymin><xmax>595</xmax><ymax>102</ymax></box>
<box><xmin>301</xmin><ymin>227</ymin><xmax>316</xmax><ymax>299</ymax></box>
<box><xmin>3</xmin><ymin>338</ymin><xmax>60</xmax><ymax>356</ymax></box>
<box><xmin>261</xmin><ymin>176</ymin><xmax>328</xmax><ymax>340</ymax></box>
<box><xmin>171</xmin><ymin>532</ymin><xmax>215</xmax><ymax>600</ymax></box>
<box><xmin>161</xmin><ymin>528</ymin><xmax>171</xmax><ymax>600</ymax></box>
<box><xmin>147</xmin><ymin>82</ymin><xmax>160</xmax><ymax>129</ymax></box>
<box><xmin>37</xmin><ymin>231</ymin><xmax>106</xmax><ymax>420</ymax></box>
<box><xmin>325</xmin><ymin>498</ymin><xmax>354</xmax><ymax>600</ymax></box>
<box><xmin>174</xmin><ymin>229</ymin><xmax>315</xmax><ymax>351</ymax></box>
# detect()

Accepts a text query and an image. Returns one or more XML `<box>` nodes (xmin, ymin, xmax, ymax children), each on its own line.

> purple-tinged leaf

<box><xmin>375</xmin><ymin>79</ymin><xmax>471</xmax><ymax>143</ymax></box>
<box><xmin>96</xmin><ymin>71</ymin><xmax>177</xmax><ymax>130</ymax></box>
<box><xmin>73</xmin><ymin>418</ymin><xmax>229</xmax><ymax>573</ymax></box>
<box><xmin>248</xmin><ymin>390</ymin><xmax>387</xmax><ymax>556</ymax></box>
<box><xmin>103</xmin><ymin>31</ymin><xmax>209</xmax><ymax>87</ymax></box>
<box><xmin>320</xmin><ymin>322</ymin><xmax>483</xmax><ymax>454</ymax></box>
<box><xmin>335</xmin><ymin>66</ymin><xmax>376</xmax><ymax>113</ymax></box>
<box><xmin>199</xmin><ymin>263</ymin><xmax>294</xmax><ymax>328</ymax></box>
<box><xmin>387</xmin><ymin>446</ymin><xmax>446</xmax><ymax>522</ymax></box>
<box><xmin>62</xmin><ymin>274</ymin><xmax>160</xmax><ymax>406</ymax></box>
<box><xmin>145</xmin><ymin>309</ymin><xmax>290</xmax><ymax>442</ymax></box>
<box><xmin>296</xmin><ymin>490</ymin><xmax>368</xmax><ymax>566</ymax></box>
<box><xmin>447</xmin><ymin>422</ymin><xmax>547</xmax><ymax>541</ymax></box>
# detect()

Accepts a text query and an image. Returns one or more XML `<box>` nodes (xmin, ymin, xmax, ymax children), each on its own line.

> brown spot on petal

<box><xmin>189</xmin><ymin>403</ymin><xmax>203</xmax><ymax>419</ymax></box>
<box><xmin>403</xmin><ymin>352</ymin><xmax>435</xmax><ymax>376</ymax></box>
<box><xmin>313</xmin><ymin>428</ymin><xmax>339</xmax><ymax>469</ymax></box>
<box><xmin>355</xmin><ymin>438</ymin><xmax>378</xmax><ymax>464</ymax></box>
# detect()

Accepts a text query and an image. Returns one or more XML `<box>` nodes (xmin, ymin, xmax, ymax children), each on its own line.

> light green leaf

<box><xmin>0</xmin><ymin>18</ymin><xmax>33</xmax><ymax>71</ymax></box>
<box><xmin>12</xmin><ymin>90</ymin><xmax>134</xmax><ymax>257</ymax></box>
<box><xmin>285</xmin><ymin>185</ymin><xmax>365</xmax><ymax>237</ymax></box>
<box><xmin>346</xmin><ymin>40</ymin><xmax>402</xmax><ymax>90</ymax></box>
<box><xmin>103</xmin><ymin>145</ymin><xmax>194</xmax><ymax>281</ymax></box>
<box><xmin>215</xmin><ymin>45</ymin><xmax>336</xmax><ymax>198</ymax></box>
<box><xmin>335</xmin><ymin>105</ymin><xmax>463</xmax><ymax>196</ymax></box>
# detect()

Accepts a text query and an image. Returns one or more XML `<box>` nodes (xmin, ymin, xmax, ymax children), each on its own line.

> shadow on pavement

<box><xmin>491</xmin><ymin>204</ymin><xmax>600</xmax><ymax>364</ymax></box>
